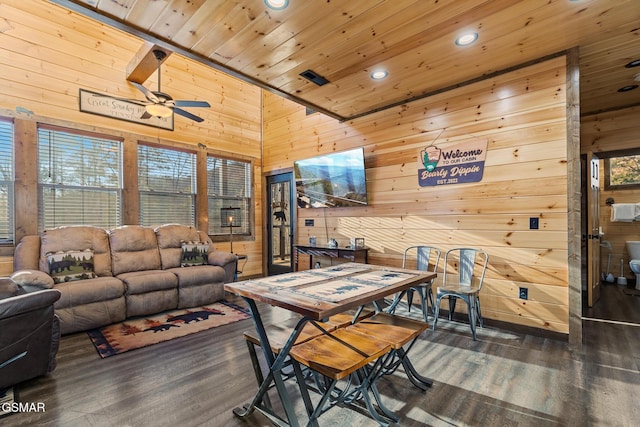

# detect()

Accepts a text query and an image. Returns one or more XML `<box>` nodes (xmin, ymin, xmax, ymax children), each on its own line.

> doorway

<box><xmin>266</xmin><ymin>173</ymin><xmax>294</xmax><ymax>276</ymax></box>
<box><xmin>582</xmin><ymin>153</ymin><xmax>640</xmax><ymax>325</ymax></box>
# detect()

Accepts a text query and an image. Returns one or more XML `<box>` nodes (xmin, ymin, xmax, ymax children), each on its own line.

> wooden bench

<box><xmin>345</xmin><ymin>312</ymin><xmax>432</xmax><ymax>390</ymax></box>
<box><xmin>288</xmin><ymin>328</ymin><xmax>395</xmax><ymax>426</ymax></box>
<box><xmin>242</xmin><ymin>310</ymin><xmax>375</xmax><ymax>392</ymax></box>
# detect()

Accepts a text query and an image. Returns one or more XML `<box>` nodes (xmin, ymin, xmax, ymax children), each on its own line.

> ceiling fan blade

<box><xmin>130</xmin><ymin>81</ymin><xmax>160</xmax><ymax>104</ymax></box>
<box><xmin>173</xmin><ymin>100</ymin><xmax>211</xmax><ymax>108</ymax></box>
<box><xmin>174</xmin><ymin>107</ymin><xmax>204</xmax><ymax>123</ymax></box>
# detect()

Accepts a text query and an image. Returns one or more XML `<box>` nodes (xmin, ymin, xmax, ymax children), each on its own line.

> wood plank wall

<box><xmin>582</xmin><ymin>107</ymin><xmax>640</xmax><ymax>280</ymax></box>
<box><xmin>263</xmin><ymin>56</ymin><xmax>570</xmax><ymax>333</ymax></box>
<box><xmin>0</xmin><ymin>1</ymin><xmax>264</xmax><ymax>277</ymax></box>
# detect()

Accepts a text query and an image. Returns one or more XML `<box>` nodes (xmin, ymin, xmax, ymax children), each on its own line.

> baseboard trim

<box><xmin>439</xmin><ymin>310</ymin><xmax>569</xmax><ymax>342</ymax></box>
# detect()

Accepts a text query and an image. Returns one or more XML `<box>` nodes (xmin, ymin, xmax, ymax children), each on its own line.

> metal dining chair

<box><xmin>388</xmin><ymin>246</ymin><xmax>441</xmax><ymax>322</ymax></box>
<box><xmin>432</xmin><ymin>247</ymin><xmax>488</xmax><ymax>340</ymax></box>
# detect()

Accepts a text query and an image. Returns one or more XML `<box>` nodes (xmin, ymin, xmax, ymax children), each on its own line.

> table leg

<box><xmin>233</xmin><ymin>297</ymin><xmax>308</xmax><ymax>427</ymax></box>
<box><xmin>385</xmin><ymin>289</ymin><xmax>409</xmax><ymax>314</ymax></box>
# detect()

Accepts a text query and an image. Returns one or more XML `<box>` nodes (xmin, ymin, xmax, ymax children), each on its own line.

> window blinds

<box><xmin>207</xmin><ymin>156</ymin><xmax>251</xmax><ymax>235</ymax></box>
<box><xmin>37</xmin><ymin>127</ymin><xmax>123</xmax><ymax>231</ymax></box>
<box><xmin>138</xmin><ymin>144</ymin><xmax>196</xmax><ymax>227</ymax></box>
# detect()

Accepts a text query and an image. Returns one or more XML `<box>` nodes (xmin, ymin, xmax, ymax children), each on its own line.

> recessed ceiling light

<box><xmin>455</xmin><ymin>32</ymin><xmax>478</xmax><ymax>46</ymax></box>
<box><xmin>625</xmin><ymin>59</ymin><xmax>640</xmax><ymax>68</ymax></box>
<box><xmin>617</xmin><ymin>85</ymin><xmax>638</xmax><ymax>92</ymax></box>
<box><xmin>370</xmin><ymin>69</ymin><xmax>388</xmax><ymax>80</ymax></box>
<box><xmin>264</xmin><ymin>0</ymin><xmax>289</xmax><ymax>10</ymax></box>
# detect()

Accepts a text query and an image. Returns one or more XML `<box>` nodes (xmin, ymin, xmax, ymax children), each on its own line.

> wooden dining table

<box><xmin>225</xmin><ymin>262</ymin><xmax>437</xmax><ymax>426</ymax></box>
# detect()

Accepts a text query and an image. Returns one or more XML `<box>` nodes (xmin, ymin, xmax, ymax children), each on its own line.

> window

<box><xmin>604</xmin><ymin>150</ymin><xmax>640</xmax><ymax>190</ymax></box>
<box><xmin>0</xmin><ymin>120</ymin><xmax>14</xmax><ymax>243</ymax></box>
<box><xmin>38</xmin><ymin>126</ymin><xmax>123</xmax><ymax>231</ymax></box>
<box><xmin>138</xmin><ymin>144</ymin><xmax>196</xmax><ymax>227</ymax></box>
<box><xmin>207</xmin><ymin>156</ymin><xmax>252</xmax><ymax>236</ymax></box>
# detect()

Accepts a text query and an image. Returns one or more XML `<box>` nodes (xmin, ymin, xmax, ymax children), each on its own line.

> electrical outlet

<box><xmin>519</xmin><ymin>287</ymin><xmax>528</xmax><ymax>300</ymax></box>
<box><xmin>529</xmin><ymin>217</ymin><xmax>539</xmax><ymax>230</ymax></box>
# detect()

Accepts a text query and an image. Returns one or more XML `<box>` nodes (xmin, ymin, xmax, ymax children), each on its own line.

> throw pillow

<box><xmin>10</xmin><ymin>269</ymin><xmax>55</xmax><ymax>289</ymax></box>
<box><xmin>46</xmin><ymin>249</ymin><xmax>97</xmax><ymax>284</ymax></box>
<box><xmin>180</xmin><ymin>241</ymin><xmax>209</xmax><ymax>267</ymax></box>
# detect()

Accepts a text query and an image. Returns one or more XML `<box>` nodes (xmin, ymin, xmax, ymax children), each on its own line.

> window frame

<box><xmin>603</xmin><ymin>148</ymin><xmax>640</xmax><ymax>191</ymax></box>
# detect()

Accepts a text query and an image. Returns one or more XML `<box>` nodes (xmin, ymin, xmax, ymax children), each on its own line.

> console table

<box><xmin>293</xmin><ymin>244</ymin><xmax>368</xmax><ymax>271</ymax></box>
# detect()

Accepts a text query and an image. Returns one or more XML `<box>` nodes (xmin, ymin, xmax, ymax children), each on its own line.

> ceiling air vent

<box><xmin>300</xmin><ymin>69</ymin><xmax>329</xmax><ymax>86</ymax></box>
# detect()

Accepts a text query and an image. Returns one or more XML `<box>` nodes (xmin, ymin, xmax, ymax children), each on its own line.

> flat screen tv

<box><xmin>294</xmin><ymin>148</ymin><xmax>368</xmax><ymax>208</ymax></box>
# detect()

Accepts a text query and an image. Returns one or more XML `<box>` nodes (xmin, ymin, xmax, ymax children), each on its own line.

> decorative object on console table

<box><xmin>221</xmin><ymin>206</ymin><xmax>241</xmax><ymax>254</ymax></box>
<box><xmin>350</xmin><ymin>237</ymin><xmax>365</xmax><ymax>249</ymax></box>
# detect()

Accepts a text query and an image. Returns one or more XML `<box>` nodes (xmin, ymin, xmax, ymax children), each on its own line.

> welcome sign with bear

<box><xmin>418</xmin><ymin>139</ymin><xmax>488</xmax><ymax>187</ymax></box>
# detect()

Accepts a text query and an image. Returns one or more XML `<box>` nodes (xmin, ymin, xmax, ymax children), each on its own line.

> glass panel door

<box><xmin>267</xmin><ymin>173</ymin><xmax>294</xmax><ymax>275</ymax></box>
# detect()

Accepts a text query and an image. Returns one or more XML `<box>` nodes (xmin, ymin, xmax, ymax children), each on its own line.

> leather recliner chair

<box><xmin>0</xmin><ymin>277</ymin><xmax>61</xmax><ymax>390</ymax></box>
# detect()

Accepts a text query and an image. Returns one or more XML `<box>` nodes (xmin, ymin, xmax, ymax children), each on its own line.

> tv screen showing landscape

<box><xmin>294</xmin><ymin>148</ymin><xmax>368</xmax><ymax>208</ymax></box>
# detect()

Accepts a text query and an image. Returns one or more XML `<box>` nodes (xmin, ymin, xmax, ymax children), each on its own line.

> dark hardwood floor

<box><xmin>5</xmin><ymin>291</ymin><xmax>640</xmax><ymax>427</ymax></box>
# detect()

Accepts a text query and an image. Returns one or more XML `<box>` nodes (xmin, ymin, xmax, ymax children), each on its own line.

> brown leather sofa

<box><xmin>10</xmin><ymin>224</ymin><xmax>237</xmax><ymax>335</ymax></box>
<box><xmin>0</xmin><ymin>277</ymin><xmax>61</xmax><ymax>390</ymax></box>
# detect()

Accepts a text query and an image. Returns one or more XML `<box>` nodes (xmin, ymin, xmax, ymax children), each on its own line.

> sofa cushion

<box><xmin>10</xmin><ymin>270</ymin><xmax>55</xmax><ymax>289</ymax></box>
<box><xmin>109</xmin><ymin>225</ymin><xmax>161</xmax><ymax>275</ymax></box>
<box><xmin>116</xmin><ymin>270</ymin><xmax>177</xmax><ymax>295</ymax></box>
<box><xmin>46</xmin><ymin>250</ymin><xmax>96</xmax><ymax>284</ymax></box>
<box><xmin>39</xmin><ymin>226</ymin><xmax>112</xmax><ymax>277</ymax></box>
<box><xmin>180</xmin><ymin>242</ymin><xmax>209</xmax><ymax>266</ymax></box>
<box><xmin>54</xmin><ymin>276</ymin><xmax>125</xmax><ymax>310</ymax></box>
<box><xmin>168</xmin><ymin>265</ymin><xmax>226</xmax><ymax>288</ymax></box>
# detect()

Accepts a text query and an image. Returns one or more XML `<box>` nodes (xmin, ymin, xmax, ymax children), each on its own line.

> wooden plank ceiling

<box><xmin>52</xmin><ymin>0</ymin><xmax>640</xmax><ymax>121</ymax></box>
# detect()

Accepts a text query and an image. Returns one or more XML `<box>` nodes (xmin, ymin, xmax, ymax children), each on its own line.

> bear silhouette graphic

<box><xmin>143</xmin><ymin>323</ymin><xmax>180</xmax><ymax>333</ymax></box>
<box><xmin>167</xmin><ymin>309</ymin><xmax>224</xmax><ymax>324</ymax></box>
<box><xmin>49</xmin><ymin>259</ymin><xmax>76</xmax><ymax>273</ymax></box>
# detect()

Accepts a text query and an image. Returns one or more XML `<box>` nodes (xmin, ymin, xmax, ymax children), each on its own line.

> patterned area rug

<box><xmin>87</xmin><ymin>300</ymin><xmax>250</xmax><ymax>358</ymax></box>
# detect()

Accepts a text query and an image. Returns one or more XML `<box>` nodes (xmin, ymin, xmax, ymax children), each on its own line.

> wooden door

<box><xmin>587</xmin><ymin>153</ymin><xmax>601</xmax><ymax>307</ymax></box>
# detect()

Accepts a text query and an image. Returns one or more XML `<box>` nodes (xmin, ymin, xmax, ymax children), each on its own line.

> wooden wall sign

<box><xmin>79</xmin><ymin>89</ymin><xmax>174</xmax><ymax>131</ymax></box>
<box><xmin>418</xmin><ymin>139</ymin><xmax>488</xmax><ymax>186</ymax></box>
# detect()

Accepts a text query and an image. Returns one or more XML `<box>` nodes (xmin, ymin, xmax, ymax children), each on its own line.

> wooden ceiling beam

<box><xmin>126</xmin><ymin>43</ymin><xmax>172</xmax><ymax>84</ymax></box>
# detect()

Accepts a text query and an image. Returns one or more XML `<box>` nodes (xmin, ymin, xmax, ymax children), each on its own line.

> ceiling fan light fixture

<box><xmin>455</xmin><ymin>32</ymin><xmax>478</xmax><ymax>46</ymax></box>
<box><xmin>264</xmin><ymin>0</ymin><xmax>288</xmax><ymax>10</ymax></box>
<box><xmin>146</xmin><ymin>103</ymin><xmax>173</xmax><ymax>118</ymax></box>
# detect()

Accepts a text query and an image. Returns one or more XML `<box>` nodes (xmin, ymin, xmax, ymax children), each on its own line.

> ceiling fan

<box><xmin>130</xmin><ymin>49</ymin><xmax>210</xmax><ymax>123</ymax></box>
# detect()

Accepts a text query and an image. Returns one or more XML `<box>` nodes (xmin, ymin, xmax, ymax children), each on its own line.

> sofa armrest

<box><xmin>0</xmin><ymin>289</ymin><xmax>61</xmax><ymax>320</ymax></box>
<box><xmin>208</xmin><ymin>251</ymin><xmax>238</xmax><ymax>283</ymax></box>
<box><xmin>13</xmin><ymin>235</ymin><xmax>41</xmax><ymax>271</ymax></box>
<box><xmin>10</xmin><ymin>269</ymin><xmax>55</xmax><ymax>290</ymax></box>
